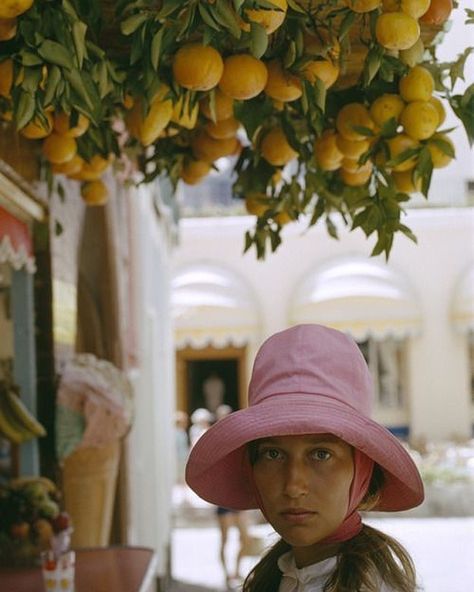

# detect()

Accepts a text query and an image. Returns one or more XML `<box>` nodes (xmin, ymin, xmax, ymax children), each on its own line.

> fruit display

<box><xmin>0</xmin><ymin>381</ymin><xmax>46</xmax><ymax>445</ymax></box>
<box><xmin>0</xmin><ymin>0</ymin><xmax>471</xmax><ymax>257</ymax></box>
<box><xmin>0</xmin><ymin>477</ymin><xmax>72</xmax><ymax>567</ymax></box>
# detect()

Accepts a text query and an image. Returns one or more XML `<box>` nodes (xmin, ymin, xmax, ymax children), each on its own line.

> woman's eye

<box><xmin>261</xmin><ymin>448</ymin><xmax>282</xmax><ymax>460</ymax></box>
<box><xmin>312</xmin><ymin>449</ymin><xmax>331</xmax><ymax>461</ymax></box>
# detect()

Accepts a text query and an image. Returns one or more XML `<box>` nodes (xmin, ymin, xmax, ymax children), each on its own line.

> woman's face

<box><xmin>252</xmin><ymin>434</ymin><xmax>354</xmax><ymax>565</ymax></box>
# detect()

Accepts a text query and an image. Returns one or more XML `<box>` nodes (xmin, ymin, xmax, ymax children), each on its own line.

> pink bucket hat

<box><xmin>185</xmin><ymin>324</ymin><xmax>424</xmax><ymax>512</ymax></box>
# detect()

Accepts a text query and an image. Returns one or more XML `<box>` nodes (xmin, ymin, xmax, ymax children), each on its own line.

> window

<box><xmin>358</xmin><ymin>337</ymin><xmax>407</xmax><ymax>410</ymax></box>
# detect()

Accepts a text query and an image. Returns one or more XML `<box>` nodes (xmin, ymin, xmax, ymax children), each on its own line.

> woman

<box><xmin>186</xmin><ymin>324</ymin><xmax>424</xmax><ymax>591</ymax></box>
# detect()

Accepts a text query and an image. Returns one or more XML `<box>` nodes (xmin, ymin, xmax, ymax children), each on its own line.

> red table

<box><xmin>0</xmin><ymin>546</ymin><xmax>158</xmax><ymax>592</ymax></box>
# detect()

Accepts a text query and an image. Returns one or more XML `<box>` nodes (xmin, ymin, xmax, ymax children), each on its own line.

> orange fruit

<box><xmin>401</xmin><ymin>0</ymin><xmax>430</xmax><ymax>18</ymax></box>
<box><xmin>420</xmin><ymin>0</ymin><xmax>452</xmax><ymax>25</ymax></box>
<box><xmin>375</xmin><ymin>12</ymin><xmax>420</xmax><ymax>50</ymax></box>
<box><xmin>51</xmin><ymin>155</ymin><xmax>83</xmax><ymax>176</ymax></box>
<box><xmin>399</xmin><ymin>66</ymin><xmax>434</xmax><ymax>102</ymax></box>
<box><xmin>344</xmin><ymin>0</ymin><xmax>381</xmax><ymax>12</ymax></box>
<box><xmin>245</xmin><ymin>192</ymin><xmax>271</xmax><ymax>216</ymax></box>
<box><xmin>274</xmin><ymin>211</ymin><xmax>293</xmax><ymax>225</ymax></box>
<box><xmin>392</xmin><ymin>170</ymin><xmax>422</xmax><ymax>192</ymax></box>
<box><xmin>341</xmin><ymin>157</ymin><xmax>373</xmax><ymax>174</ymax></box>
<box><xmin>53</xmin><ymin>111</ymin><xmax>90</xmax><ymax>138</ymax></box>
<box><xmin>335</xmin><ymin>135</ymin><xmax>370</xmax><ymax>159</ymax></box>
<box><xmin>42</xmin><ymin>133</ymin><xmax>77</xmax><ymax>164</ymax></box>
<box><xmin>369</xmin><ymin>93</ymin><xmax>405</xmax><ymax>127</ymax></box>
<box><xmin>301</xmin><ymin>59</ymin><xmax>339</xmax><ymax>89</ymax></box>
<box><xmin>0</xmin><ymin>0</ymin><xmax>33</xmax><ymax>19</ymax></box>
<box><xmin>81</xmin><ymin>180</ymin><xmax>109</xmax><ymax>206</ymax></box>
<box><xmin>191</xmin><ymin>130</ymin><xmax>240</xmax><ymax>162</ymax></box>
<box><xmin>68</xmin><ymin>160</ymin><xmax>103</xmax><ymax>181</ymax></box>
<box><xmin>314</xmin><ymin>130</ymin><xmax>343</xmax><ymax>170</ymax></box>
<box><xmin>205</xmin><ymin>117</ymin><xmax>239</xmax><ymax>140</ymax></box>
<box><xmin>200</xmin><ymin>89</ymin><xmax>234</xmax><ymax>121</ymax></box>
<box><xmin>264</xmin><ymin>60</ymin><xmax>302</xmax><ymax>102</ymax></box>
<box><xmin>400</xmin><ymin>100</ymin><xmax>439</xmax><ymax>140</ymax></box>
<box><xmin>336</xmin><ymin>102</ymin><xmax>375</xmax><ymax>141</ymax></box>
<box><xmin>172</xmin><ymin>44</ymin><xmax>223</xmax><ymax>91</ymax></box>
<box><xmin>428</xmin><ymin>96</ymin><xmax>446</xmax><ymax>127</ymax></box>
<box><xmin>0</xmin><ymin>17</ymin><xmax>17</xmax><ymax>41</ymax></box>
<box><xmin>171</xmin><ymin>95</ymin><xmax>199</xmax><ymax>129</ymax></box>
<box><xmin>125</xmin><ymin>85</ymin><xmax>173</xmax><ymax>146</ymax></box>
<box><xmin>180</xmin><ymin>159</ymin><xmax>211</xmax><ymax>185</ymax></box>
<box><xmin>123</xmin><ymin>94</ymin><xmax>134</xmax><ymax>110</ymax></box>
<box><xmin>399</xmin><ymin>38</ymin><xmax>425</xmax><ymax>67</ymax></box>
<box><xmin>0</xmin><ymin>59</ymin><xmax>14</xmax><ymax>98</ymax></box>
<box><xmin>427</xmin><ymin>133</ymin><xmax>454</xmax><ymax>168</ymax></box>
<box><xmin>219</xmin><ymin>54</ymin><xmax>268</xmax><ymax>100</ymax></box>
<box><xmin>340</xmin><ymin>165</ymin><xmax>372</xmax><ymax>186</ymax></box>
<box><xmin>20</xmin><ymin>111</ymin><xmax>54</xmax><ymax>139</ymax></box>
<box><xmin>245</xmin><ymin>0</ymin><xmax>287</xmax><ymax>34</ymax></box>
<box><xmin>260</xmin><ymin>127</ymin><xmax>298</xmax><ymax>166</ymax></box>
<box><xmin>386</xmin><ymin>133</ymin><xmax>419</xmax><ymax>171</ymax></box>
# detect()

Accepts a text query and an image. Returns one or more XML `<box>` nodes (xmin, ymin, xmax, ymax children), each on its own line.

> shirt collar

<box><xmin>277</xmin><ymin>551</ymin><xmax>337</xmax><ymax>586</ymax></box>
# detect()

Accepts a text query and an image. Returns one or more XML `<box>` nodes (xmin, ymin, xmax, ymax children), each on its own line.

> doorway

<box><xmin>176</xmin><ymin>345</ymin><xmax>247</xmax><ymax>415</ymax></box>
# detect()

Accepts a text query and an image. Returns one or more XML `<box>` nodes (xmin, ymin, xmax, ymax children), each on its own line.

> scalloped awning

<box><xmin>451</xmin><ymin>263</ymin><xmax>474</xmax><ymax>333</ymax></box>
<box><xmin>290</xmin><ymin>256</ymin><xmax>421</xmax><ymax>341</ymax></box>
<box><xmin>0</xmin><ymin>205</ymin><xmax>35</xmax><ymax>273</ymax></box>
<box><xmin>171</xmin><ymin>263</ymin><xmax>260</xmax><ymax>348</ymax></box>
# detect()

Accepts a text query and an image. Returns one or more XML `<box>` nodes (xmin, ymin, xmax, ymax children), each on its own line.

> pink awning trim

<box><xmin>0</xmin><ymin>205</ymin><xmax>36</xmax><ymax>273</ymax></box>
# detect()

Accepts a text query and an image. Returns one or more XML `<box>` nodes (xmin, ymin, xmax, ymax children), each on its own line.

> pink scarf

<box><xmin>320</xmin><ymin>449</ymin><xmax>374</xmax><ymax>543</ymax></box>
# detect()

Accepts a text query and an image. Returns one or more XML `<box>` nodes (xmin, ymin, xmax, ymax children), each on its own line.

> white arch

<box><xmin>171</xmin><ymin>261</ymin><xmax>260</xmax><ymax>348</ymax></box>
<box><xmin>289</xmin><ymin>255</ymin><xmax>421</xmax><ymax>340</ymax></box>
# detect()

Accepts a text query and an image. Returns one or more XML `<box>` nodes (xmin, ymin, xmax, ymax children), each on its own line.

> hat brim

<box><xmin>185</xmin><ymin>394</ymin><xmax>424</xmax><ymax>512</ymax></box>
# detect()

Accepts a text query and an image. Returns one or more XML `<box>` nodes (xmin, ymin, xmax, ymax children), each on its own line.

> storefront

<box><xmin>0</xmin><ymin>171</ymin><xmax>46</xmax><ymax>481</ymax></box>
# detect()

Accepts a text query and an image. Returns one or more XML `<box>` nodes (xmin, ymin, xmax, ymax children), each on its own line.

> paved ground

<box><xmin>170</xmin><ymin>514</ymin><xmax>474</xmax><ymax>592</ymax></box>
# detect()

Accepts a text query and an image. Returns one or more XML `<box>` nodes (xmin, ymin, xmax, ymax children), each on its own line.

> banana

<box><xmin>0</xmin><ymin>393</ymin><xmax>28</xmax><ymax>444</ymax></box>
<box><xmin>3</xmin><ymin>387</ymin><xmax>46</xmax><ymax>438</ymax></box>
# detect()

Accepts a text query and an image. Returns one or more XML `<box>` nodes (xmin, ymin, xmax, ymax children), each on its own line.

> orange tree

<box><xmin>0</xmin><ymin>0</ymin><xmax>472</xmax><ymax>258</ymax></box>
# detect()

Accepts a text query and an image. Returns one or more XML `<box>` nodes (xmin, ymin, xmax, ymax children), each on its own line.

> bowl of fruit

<box><xmin>0</xmin><ymin>476</ymin><xmax>72</xmax><ymax>567</ymax></box>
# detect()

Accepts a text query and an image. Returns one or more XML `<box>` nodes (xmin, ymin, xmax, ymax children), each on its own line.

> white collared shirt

<box><xmin>277</xmin><ymin>551</ymin><xmax>395</xmax><ymax>591</ymax></box>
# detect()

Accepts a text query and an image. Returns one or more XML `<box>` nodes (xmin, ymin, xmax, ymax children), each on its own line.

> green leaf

<box><xmin>20</xmin><ymin>67</ymin><xmax>42</xmax><ymax>93</ymax></box>
<box><xmin>18</xmin><ymin>51</ymin><xmax>43</xmax><ymax>67</ymax></box>
<box><xmin>363</xmin><ymin>46</ymin><xmax>383</xmax><ymax>86</ymax></box>
<box><xmin>211</xmin><ymin>0</ymin><xmax>242</xmax><ymax>38</ymax></box>
<box><xmin>14</xmin><ymin>91</ymin><xmax>35</xmax><ymax>130</ymax></box>
<box><xmin>283</xmin><ymin>41</ymin><xmax>297</xmax><ymax>69</ymax></box>
<box><xmin>198</xmin><ymin>4</ymin><xmax>221</xmax><ymax>30</ymax></box>
<box><xmin>121</xmin><ymin>13</ymin><xmax>149</xmax><ymax>35</ymax></box>
<box><xmin>38</xmin><ymin>40</ymin><xmax>74</xmax><ymax>70</ymax></box>
<box><xmin>43</xmin><ymin>65</ymin><xmax>61</xmax><ymax>106</ymax></box>
<box><xmin>72</xmin><ymin>21</ymin><xmax>88</xmax><ymax>69</ymax></box>
<box><xmin>150</xmin><ymin>28</ymin><xmax>164</xmax><ymax>71</ymax></box>
<box><xmin>250</xmin><ymin>22</ymin><xmax>268</xmax><ymax>59</ymax></box>
<box><xmin>287</xmin><ymin>0</ymin><xmax>307</xmax><ymax>14</ymax></box>
<box><xmin>233</xmin><ymin>0</ymin><xmax>245</xmax><ymax>11</ymax></box>
<box><xmin>234</xmin><ymin>96</ymin><xmax>274</xmax><ymax>141</ymax></box>
<box><xmin>156</xmin><ymin>0</ymin><xmax>182</xmax><ymax>20</ymax></box>
<box><xmin>55</xmin><ymin>220</ymin><xmax>64</xmax><ymax>236</ymax></box>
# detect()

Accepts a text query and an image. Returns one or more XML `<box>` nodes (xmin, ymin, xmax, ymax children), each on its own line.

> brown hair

<box><xmin>244</xmin><ymin>444</ymin><xmax>418</xmax><ymax>592</ymax></box>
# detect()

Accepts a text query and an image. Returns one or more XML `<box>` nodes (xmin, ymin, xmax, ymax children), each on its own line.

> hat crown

<box><xmin>248</xmin><ymin>324</ymin><xmax>373</xmax><ymax>416</ymax></box>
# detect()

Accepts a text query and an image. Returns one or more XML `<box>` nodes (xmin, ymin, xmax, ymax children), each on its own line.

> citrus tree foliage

<box><xmin>0</xmin><ymin>0</ymin><xmax>472</xmax><ymax>257</ymax></box>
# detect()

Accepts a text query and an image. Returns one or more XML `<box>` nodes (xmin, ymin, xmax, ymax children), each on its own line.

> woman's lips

<box><xmin>280</xmin><ymin>509</ymin><xmax>316</xmax><ymax>524</ymax></box>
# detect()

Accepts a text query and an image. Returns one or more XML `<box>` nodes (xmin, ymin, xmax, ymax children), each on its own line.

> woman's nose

<box><xmin>283</xmin><ymin>459</ymin><xmax>310</xmax><ymax>498</ymax></box>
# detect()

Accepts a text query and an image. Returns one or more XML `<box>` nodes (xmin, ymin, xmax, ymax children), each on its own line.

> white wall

<box><xmin>126</xmin><ymin>184</ymin><xmax>176</xmax><ymax>577</ymax></box>
<box><xmin>171</xmin><ymin>208</ymin><xmax>474</xmax><ymax>441</ymax></box>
